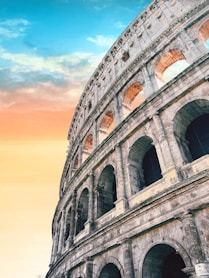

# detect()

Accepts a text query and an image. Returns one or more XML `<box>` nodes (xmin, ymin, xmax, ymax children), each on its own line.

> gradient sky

<box><xmin>0</xmin><ymin>1</ymin><xmax>153</xmax><ymax>277</ymax></box>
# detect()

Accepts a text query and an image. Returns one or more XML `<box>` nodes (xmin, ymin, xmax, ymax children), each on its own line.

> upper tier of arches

<box><xmin>62</xmin><ymin>1</ymin><xmax>209</xmax><ymax>189</ymax></box>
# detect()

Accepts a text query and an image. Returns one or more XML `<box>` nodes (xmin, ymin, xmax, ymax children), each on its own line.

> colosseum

<box><xmin>46</xmin><ymin>0</ymin><xmax>209</xmax><ymax>277</ymax></box>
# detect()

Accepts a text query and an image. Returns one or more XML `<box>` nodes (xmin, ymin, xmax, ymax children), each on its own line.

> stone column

<box><xmin>87</xmin><ymin>172</ymin><xmax>94</xmax><ymax>232</ymax></box>
<box><xmin>181</xmin><ymin>211</ymin><xmax>209</xmax><ymax>278</ymax></box>
<box><xmin>93</xmin><ymin>119</ymin><xmax>99</xmax><ymax>148</ymax></box>
<box><xmin>142</xmin><ymin>65</ymin><xmax>158</xmax><ymax>97</ymax></box>
<box><xmin>113</xmin><ymin>94</ymin><xmax>123</xmax><ymax>126</ymax></box>
<box><xmin>79</xmin><ymin>140</ymin><xmax>83</xmax><ymax>165</ymax></box>
<box><xmin>123</xmin><ymin>239</ymin><xmax>135</xmax><ymax>278</ymax></box>
<box><xmin>57</xmin><ymin>211</ymin><xmax>65</xmax><ymax>256</ymax></box>
<box><xmin>152</xmin><ymin>113</ymin><xmax>181</xmax><ymax>184</ymax></box>
<box><xmin>69</xmin><ymin>190</ymin><xmax>77</xmax><ymax>247</ymax></box>
<box><xmin>50</xmin><ymin>226</ymin><xmax>59</xmax><ymax>264</ymax></box>
<box><xmin>85</xmin><ymin>257</ymin><xmax>94</xmax><ymax>278</ymax></box>
<box><xmin>115</xmin><ymin>144</ymin><xmax>128</xmax><ymax>212</ymax></box>
<box><xmin>152</xmin><ymin>113</ymin><xmax>175</xmax><ymax>170</ymax></box>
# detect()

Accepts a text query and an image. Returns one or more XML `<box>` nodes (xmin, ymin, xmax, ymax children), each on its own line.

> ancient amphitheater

<box><xmin>46</xmin><ymin>0</ymin><xmax>209</xmax><ymax>277</ymax></box>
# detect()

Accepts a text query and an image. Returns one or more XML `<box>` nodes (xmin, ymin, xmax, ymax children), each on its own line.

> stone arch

<box><xmin>76</xmin><ymin>188</ymin><xmax>89</xmax><ymax>235</ymax></box>
<box><xmin>99</xmin><ymin>110</ymin><xmax>114</xmax><ymax>144</ymax></box>
<box><xmin>71</xmin><ymin>271</ymin><xmax>85</xmax><ymax>278</ymax></box>
<box><xmin>83</xmin><ymin>133</ymin><xmax>93</xmax><ymax>161</ymax></box>
<box><xmin>155</xmin><ymin>48</ymin><xmax>189</xmax><ymax>86</ymax></box>
<box><xmin>97</xmin><ymin>164</ymin><xmax>117</xmax><ymax>218</ymax></box>
<box><xmin>141</xmin><ymin>243</ymin><xmax>189</xmax><ymax>278</ymax></box>
<box><xmin>98</xmin><ymin>263</ymin><xmax>122</xmax><ymax>278</ymax></box>
<box><xmin>122</xmin><ymin>82</ymin><xmax>145</xmax><ymax>118</ymax></box>
<box><xmin>173</xmin><ymin>99</ymin><xmax>209</xmax><ymax>163</ymax></box>
<box><xmin>128</xmin><ymin>136</ymin><xmax>162</xmax><ymax>195</ymax></box>
<box><xmin>96</xmin><ymin>256</ymin><xmax>124</xmax><ymax>278</ymax></box>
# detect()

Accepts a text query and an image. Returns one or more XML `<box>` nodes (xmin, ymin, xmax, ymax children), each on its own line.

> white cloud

<box><xmin>87</xmin><ymin>35</ymin><xmax>115</xmax><ymax>47</ymax></box>
<box><xmin>0</xmin><ymin>18</ymin><xmax>29</xmax><ymax>39</ymax></box>
<box><xmin>114</xmin><ymin>21</ymin><xmax>126</xmax><ymax>30</ymax></box>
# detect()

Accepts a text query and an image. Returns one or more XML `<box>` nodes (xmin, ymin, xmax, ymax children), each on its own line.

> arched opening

<box><xmin>128</xmin><ymin>137</ymin><xmax>162</xmax><ymax>195</ymax></box>
<box><xmin>155</xmin><ymin>49</ymin><xmax>189</xmax><ymax>87</ymax></box>
<box><xmin>142</xmin><ymin>244</ymin><xmax>188</xmax><ymax>278</ymax></box>
<box><xmin>64</xmin><ymin>208</ymin><xmax>72</xmax><ymax>243</ymax></box>
<box><xmin>173</xmin><ymin>99</ymin><xmax>209</xmax><ymax>163</ymax></box>
<box><xmin>97</xmin><ymin>165</ymin><xmax>117</xmax><ymax>218</ymax></box>
<box><xmin>76</xmin><ymin>188</ymin><xmax>89</xmax><ymax>235</ymax></box>
<box><xmin>186</xmin><ymin>113</ymin><xmax>209</xmax><ymax>161</ymax></box>
<box><xmin>99</xmin><ymin>111</ymin><xmax>114</xmax><ymax>143</ymax></box>
<box><xmin>123</xmin><ymin>82</ymin><xmax>145</xmax><ymax>118</ymax></box>
<box><xmin>83</xmin><ymin>134</ymin><xmax>93</xmax><ymax>161</ymax></box>
<box><xmin>99</xmin><ymin>263</ymin><xmax>122</xmax><ymax>278</ymax></box>
<box><xmin>198</xmin><ymin>20</ymin><xmax>209</xmax><ymax>49</ymax></box>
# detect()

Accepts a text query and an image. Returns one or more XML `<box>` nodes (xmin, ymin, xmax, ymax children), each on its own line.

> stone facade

<box><xmin>46</xmin><ymin>0</ymin><xmax>209</xmax><ymax>277</ymax></box>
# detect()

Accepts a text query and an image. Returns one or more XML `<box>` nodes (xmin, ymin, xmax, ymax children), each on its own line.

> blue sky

<box><xmin>0</xmin><ymin>0</ymin><xmax>152</xmax><ymax>110</ymax></box>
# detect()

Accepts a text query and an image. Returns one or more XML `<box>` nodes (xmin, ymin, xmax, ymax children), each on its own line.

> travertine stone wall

<box><xmin>46</xmin><ymin>0</ymin><xmax>209</xmax><ymax>277</ymax></box>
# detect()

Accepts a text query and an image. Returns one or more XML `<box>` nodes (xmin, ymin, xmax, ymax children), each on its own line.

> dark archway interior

<box><xmin>186</xmin><ymin>113</ymin><xmax>209</xmax><ymax>161</ymax></box>
<box><xmin>142</xmin><ymin>146</ymin><xmax>162</xmax><ymax>186</ymax></box>
<box><xmin>162</xmin><ymin>252</ymin><xmax>187</xmax><ymax>278</ymax></box>
<box><xmin>97</xmin><ymin>165</ymin><xmax>117</xmax><ymax>218</ymax></box>
<box><xmin>99</xmin><ymin>263</ymin><xmax>121</xmax><ymax>278</ymax></box>
<box><xmin>142</xmin><ymin>244</ymin><xmax>188</xmax><ymax>278</ymax></box>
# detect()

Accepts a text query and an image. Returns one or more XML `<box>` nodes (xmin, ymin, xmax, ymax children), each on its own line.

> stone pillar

<box><xmin>50</xmin><ymin>226</ymin><xmax>59</xmax><ymax>264</ymax></box>
<box><xmin>85</xmin><ymin>257</ymin><xmax>94</xmax><ymax>278</ymax></box>
<box><xmin>142</xmin><ymin>65</ymin><xmax>158</xmax><ymax>97</ymax></box>
<box><xmin>152</xmin><ymin>113</ymin><xmax>181</xmax><ymax>184</ymax></box>
<box><xmin>87</xmin><ymin>172</ymin><xmax>94</xmax><ymax>231</ymax></box>
<box><xmin>152</xmin><ymin>113</ymin><xmax>175</xmax><ymax>170</ymax></box>
<box><xmin>93</xmin><ymin>119</ymin><xmax>99</xmax><ymax>148</ymax></box>
<box><xmin>123</xmin><ymin>239</ymin><xmax>135</xmax><ymax>278</ymax></box>
<box><xmin>181</xmin><ymin>211</ymin><xmax>209</xmax><ymax>278</ymax></box>
<box><xmin>57</xmin><ymin>211</ymin><xmax>65</xmax><ymax>256</ymax></box>
<box><xmin>113</xmin><ymin>94</ymin><xmax>123</xmax><ymax>126</ymax></box>
<box><xmin>69</xmin><ymin>190</ymin><xmax>77</xmax><ymax>247</ymax></box>
<box><xmin>79</xmin><ymin>140</ymin><xmax>83</xmax><ymax>165</ymax></box>
<box><xmin>115</xmin><ymin>144</ymin><xmax>128</xmax><ymax>212</ymax></box>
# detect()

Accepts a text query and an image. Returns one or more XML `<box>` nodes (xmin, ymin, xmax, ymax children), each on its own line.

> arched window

<box><xmin>83</xmin><ymin>134</ymin><xmax>93</xmax><ymax>161</ymax></box>
<box><xmin>173</xmin><ymin>100</ymin><xmax>209</xmax><ymax>163</ymax></box>
<box><xmin>97</xmin><ymin>165</ymin><xmax>117</xmax><ymax>218</ymax></box>
<box><xmin>128</xmin><ymin>137</ymin><xmax>162</xmax><ymax>195</ymax></box>
<box><xmin>186</xmin><ymin>114</ymin><xmax>209</xmax><ymax>161</ymax></box>
<box><xmin>155</xmin><ymin>49</ymin><xmax>189</xmax><ymax>87</ymax></box>
<box><xmin>76</xmin><ymin>188</ymin><xmax>89</xmax><ymax>235</ymax></box>
<box><xmin>99</xmin><ymin>111</ymin><xmax>114</xmax><ymax>143</ymax></box>
<box><xmin>123</xmin><ymin>82</ymin><xmax>145</xmax><ymax>118</ymax></box>
<box><xmin>99</xmin><ymin>263</ymin><xmax>122</xmax><ymax>278</ymax></box>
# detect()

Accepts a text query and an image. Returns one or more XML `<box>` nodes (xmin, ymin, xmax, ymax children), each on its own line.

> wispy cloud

<box><xmin>114</xmin><ymin>21</ymin><xmax>127</xmax><ymax>30</ymax></box>
<box><xmin>0</xmin><ymin>19</ymin><xmax>29</xmax><ymax>40</ymax></box>
<box><xmin>87</xmin><ymin>35</ymin><xmax>115</xmax><ymax>47</ymax></box>
<box><xmin>0</xmin><ymin>46</ymin><xmax>104</xmax><ymax>111</ymax></box>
